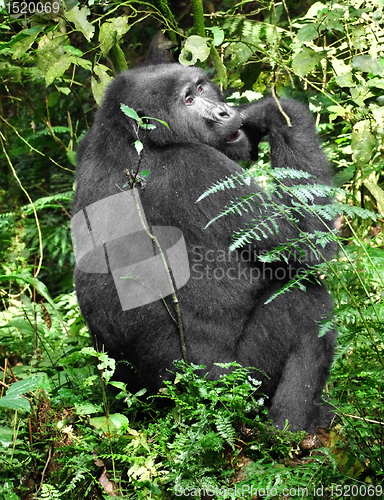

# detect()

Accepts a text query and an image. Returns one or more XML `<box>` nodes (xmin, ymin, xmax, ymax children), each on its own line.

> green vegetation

<box><xmin>0</xmin><ymin>0</ymin><xmax>383</xmax><ymax>498</ymax></box>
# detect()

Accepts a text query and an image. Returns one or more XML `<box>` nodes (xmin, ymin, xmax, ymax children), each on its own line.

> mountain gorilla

<box><xmin>72</xmin><ymin>63</ymin><xmax>336</xmax><ymax>432</ymax></box>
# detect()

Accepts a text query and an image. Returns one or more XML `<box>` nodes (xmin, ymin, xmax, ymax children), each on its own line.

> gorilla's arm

<box><xmin>236</xmin><ymin>97</ymin><xmax>334</xmax><ymax>263</ymax></box>
<box><xmin>238</xmin><ymin>97</ymin><xmax>329</xmax><ymax>183</ymax></box>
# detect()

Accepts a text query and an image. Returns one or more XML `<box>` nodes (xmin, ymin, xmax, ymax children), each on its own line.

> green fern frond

<box><xmin>204</xmin><ymin>193</ymin><xmax>263</xmax><ymax>229</ymax></box>
<box><xmin>333</xmin><ymin>202</ymin><xmax>378</xmax><ymax>220</ymax></box>
<box><xmin>196</xmin><ymin>172</ymin><xmax>252</xmax><ymax>203</ymax></box>
<box><xmin>22</xmin><ymin>191</ymin><xmax>74</xmax><ymax>215</ymax></box>
<box><xmin>33</xmin><ymin>126</ymin><xmax>71</xmax><ymax>137</ymax></box>
<box><xmin>318</xmin><ymin>318</ymin><xmax>336</xmax><ymax>338</ymax></box>
<box><xmin>272</xmin><ymin>168</ymin><xmax>314</xmax><ymax>180</ymax></box>
<box><xmin>307</xmin><ymin>230</ymin><xmax>339</xmax><ymax>248</ymax></box>
<box><xmin>264</xmin><ymin>268</ymin><xmax>321</xmax><ymax>304</ymax></box>
<box><xmin>297</xmin><ymin>202</ymin><xmax>339</xmax><ymax>221</ymax></box>
<box><xmin>289</xmin><ymin>184</ymin><xmax>333</xmax><ymax>202</ymax></box>
<box><xmin>222</xmin><ymin>16</ymin><xmax>245</xmax><ymax>35</ymax></box>
<box><xmin>242</xmin><ymin>19</ymin><xmax>262</xmax><ymax>40</ymax></box>
<box><xmin>0</xmin><ymin>192</ymin><xmax>73</xmax><ymax>218</ymax></box>
<box><xmin>214</xmin><ymin>412</ymin><xmax>235</xmax><ymax>448</ymax></box>
<box><xmin>228</xmin><ymin>213</ymin><xmax>285</xmax><ymax>251</ymax></box>
<box><xmin>199</xmin><ymin>431</ymin><xmax>224</xmax><ymax>452</ymax></box>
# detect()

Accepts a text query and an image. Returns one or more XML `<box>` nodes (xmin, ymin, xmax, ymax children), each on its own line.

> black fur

<box><xmin>73</xmin><ymin>64</ymin><xmax>336</xmax><ymax>432</ymax></box>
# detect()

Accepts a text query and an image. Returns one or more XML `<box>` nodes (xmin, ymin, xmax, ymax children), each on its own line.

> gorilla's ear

<box><xmin>145</xmin><ymin>31</ymin><xmax>178</xmax><ymax>65</ymax></box>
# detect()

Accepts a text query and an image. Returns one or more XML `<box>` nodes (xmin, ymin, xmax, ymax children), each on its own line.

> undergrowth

<box><xmin>0</xmin><ymin>281</ymin><xmax>382</xmax><ymax>499</ymax></box>
<box><xmin>0</xmin><ymin>156</ymin><xmax>383</xmax><ymax>499</ymax></box>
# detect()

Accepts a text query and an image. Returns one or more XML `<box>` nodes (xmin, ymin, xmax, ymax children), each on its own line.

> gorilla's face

<box><xmin>101</xmin><ymin>64</ymin><xmax>251</xmax><ymax>160</ymax></box>
<box><xmin>173</xmin><ymin>67</ymin><xmax>249</xmax><ymax>159</ymax></box>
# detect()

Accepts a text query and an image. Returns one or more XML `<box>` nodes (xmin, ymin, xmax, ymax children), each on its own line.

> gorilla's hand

<box><xmin>238</xmin><ymin>97</ymin><xmax>324</xmax><ymax>170</ymax></box>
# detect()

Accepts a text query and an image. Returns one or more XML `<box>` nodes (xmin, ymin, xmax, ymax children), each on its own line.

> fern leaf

<box><xmin>196</xmin><ymin>171</ymin><xmax>252</xmax><ymax>203</ymax></box>
<box><xmin>271</xmin><ymin>168</ymin><xmax>314</xmax><ymax>180</ymax></box>
<box><xmin>214</xmin><ymin>412</ymin><xmax>235</xmax><ymax>448</ymax></box>
<box><xmin>204</xmin><ymin>194</ymin><xmax>261</xmax><ymax>229</ymax></box>
<box><xmin>264</xmin><ymin>269</ymin><xmax>321</xmax><ymax>304</ymax></box>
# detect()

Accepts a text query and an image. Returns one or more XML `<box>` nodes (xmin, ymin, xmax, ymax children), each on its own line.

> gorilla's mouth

<box><xmin>225</xmin><ymin>130</ymin><xmax>242</xmax><ymax>143</ymax></box>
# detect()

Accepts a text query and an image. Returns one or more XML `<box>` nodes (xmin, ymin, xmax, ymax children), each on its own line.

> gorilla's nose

<box><xmin>214</xmin><ymin>103</ymin><xmax>236</xmax><ymax>120</ymax></box>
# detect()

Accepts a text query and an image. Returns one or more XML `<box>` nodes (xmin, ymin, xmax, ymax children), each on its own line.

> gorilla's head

<box><xmin>97</xmin><ymin>64</ymin><xmax>251</xmax><ymax>160</ymax></box>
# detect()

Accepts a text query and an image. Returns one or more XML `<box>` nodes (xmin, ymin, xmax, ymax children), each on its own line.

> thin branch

<box><xmin>0</xmin><ymin>135</ymin><xmax>43</xmax><ymax>276</ymax></box>
<box><xmin>130</xmin><ymin>187</ymin><xmax>188</xmax><ymax>363</ymax></box>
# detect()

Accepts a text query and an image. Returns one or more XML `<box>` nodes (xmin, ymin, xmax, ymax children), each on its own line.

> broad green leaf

<box><xmin>0</xmin><ymin>274</ymin><xmax>56</xmax><ymax>313</ymax></box>
<box><xmin>63</xmin><ymin>45</ymin><xmax>83</xmax><ymax>56</ymax></box>
<box><xmin>323</xmin><ymin>8</ymin><xmax>344</xmax><ymax>32</ymax></box>
<box><xmin>0</xmin><ymin>318</ymin><xmax>35</xmax><ymax>334</ymax></box>
<box><xmin>0</xmin><ymin>426</ymin><xmax>13</xmax><ymax>447</ymax></box>
<box><xmin>65</xmin><ymin>6</ymin><xmax>95</xmax><ymax>42</ymax></box>
<box><xmin>225</xmin><ymin>42</ymin><xmax>253</xmax><ymax>67</ymax></box>
<box><xmin>23</xmin><ymin>26</ymin><xmax>43</xmax><ymax>36</ymax></box>
<box><xmin>99</xmin><ymin>16</ymin><xmax>129</xmax><ymax>56</ymax></box>
<box><xmin>0</xmin><ymin>375</ymin><xmax>45</xmax><ymax>412</ymax></box>
<box><xmin>332</xmin><ymin>165</ymin><xmax>355</xmax><ymax>187</ymax></box>
<box><xmin>210</xmin><ymin>45</ymin><xmax>228</xmax><ymax>89</ymax></box>
<box><xmin>120</xmin><ymin>104</ymin><xmax>140</xmax><ymax>121</ymax></box>
<box><xmin>109</xmin><ymin>381</ymin><xmax>126</xmax><ymax>391</ymax></box>
<box><xmin>179</xmin><ymin>36</ymin><xmax>210</xmax><ymax>66</ymax></box>
<box><xmin>327</xmin><ymin>104</ymin><xmax>347</xmax><ymax>120</ymax></box>
<box><xmin>67</xmin><ymin>150</ymin><xmax>77</xmax><ymax>166</ymax></box>
<box><xmin>292</xmin><ymin>48</ymin><xmax>326</xmax><ymax>77</ymax></box>
<box><xmin>0</xmin><ymin>32</ymin><xmax>26</xmax><ymax>51</ymax></box>
<box><xmin>45</xmin><ymin>54</ymin><xmax>74</xmax><ymax>86</ymax></box>
<box><xmin>76</xmin><ymin>58</ymin><xmax>92</xmax><ymax>71</ymax></box>
<box><xmin>109</xmin><ymin>43</ymin><xmax>128</xmax><ymax>72</ymax></box>
<box><xmin>352</xmin><ymin>55</ymin><xmax>384</xmax><ymax>76</ymax></box>
<box><xmin>370</xmin><ymin>104</ymin><xmax>384</xmax><ymax>134</ymax></box>
<box><xmin>99</xmin><ymin>21</ymin><xmax>117</xmax><ymax>56</ymax></box>
<box><xmin>364</xmin><ymin>180</ymin><xmax>384</xmax><ymax>216</ymax></box>
<box><xmin>12</xmin><ymin>33</ymin><xmax>40</xmax><ymax>59</ymax></box>
<box><xmin>210</xmin><ymin>26</ymin><xmax>225</xmax><ymax>46</ymax></box>
<box><xmin>335</xmin><ymin>72</ymin><xmax>354</xmax><ymax>88</ymax></box>
<box><xmin>57</xmin><ymin>86</ymin><xmax>71</xmax><ymax>95</ymax></box>
<box><xmin>135</xmin><ymin>140</ymin><xmax>143</xmax><ymax>155</ymax></box>
<box><xmin>350</xmin><ymin>87</ymin><xmax>374</xmax><ymax>107</ymax></box>
<box><xmin>0</xmin><ymin>394</ymin><xmax>30</xmax><ymax>411</ymax></box>
<box><xmin>331</xmin><ymin>58</ymin><xmax>352</xmax><ymax>76</ymax></box>
<box><xmin>350</xmin><ymin>26</ymin><xmax>368</xmax><ymax>51</ymax></box>
<box><xmin>89</xmin><ymin>413</ymin><xmax>129</xmax><ymax>435</ymax></box>
<box><xmin>7</xmin><ymin>376</ymin><xmax>44</xmax><ymax>395</ymax></box>
<box><xmin>351</xmin><ymin>120</ymin><xmax>376</xmax><ymax>165</ymax></box>
<box><xmin>112</xmin><ymin>16</ymin><xmax>130</xmax><ymax>38</ymax></box>
<box><xmin>91</xmin><ymin>64</ymin><xmax>113</xmax><ymax>105</ymax></box>
<box><xmin>367</xmin><ymin>77</ymin><xmax>384</xmax><ymax>90</ymax></box>
<box><xmin>37</xmin><ymin>33</ymin><xmax>70</xmax><ymax>73</ymax></box>
<box><xmin>305</xmin><ymin>2</ymin><xmax>327</xmax><ymax>18</ymax></box>
<box><xmin>75</xmin><ymin>402</ymin><xmax>101</xmax><ymax>416</ymax></box>
<box><xmin>297</xmin><ymin>24</ymin><xmax>319</xmax><ymax>42</ymax></box>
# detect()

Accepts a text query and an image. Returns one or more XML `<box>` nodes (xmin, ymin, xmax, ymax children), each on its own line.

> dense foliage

<box><xmin>0</xmin><ymin>0</ymin><xmax>383</xmax><ymax>498</ymax></box>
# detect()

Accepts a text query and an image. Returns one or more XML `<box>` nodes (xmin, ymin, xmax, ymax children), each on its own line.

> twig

<box><xmin>130</xmin><ymin>187</ymin><xmax>188</xmax><ymax>363</ymax></box>
<box><xmin>36</xmin><ymin>446</ymin><xmax>52</xmax><ymax>494</ymax></box>
<box><xmin>271</xmin><ymin>86</ymin><xmax>292</xmax><ymax>127</ymax></box>
<box><xmin>344</xmin><ymin>414</ymin><xmax>384</xmax><ymax>426</ymax></box>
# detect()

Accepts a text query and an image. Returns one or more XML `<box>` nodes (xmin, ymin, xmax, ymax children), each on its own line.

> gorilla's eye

<box><xmin>197</xmin><ymin>84</ymin><xmax>204</xmax><ymax>94</ymax></box>
<box><xmin>185</xmin><ymin>96</ymin><xmax>195</xmax><ymax>105</ymax></box>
